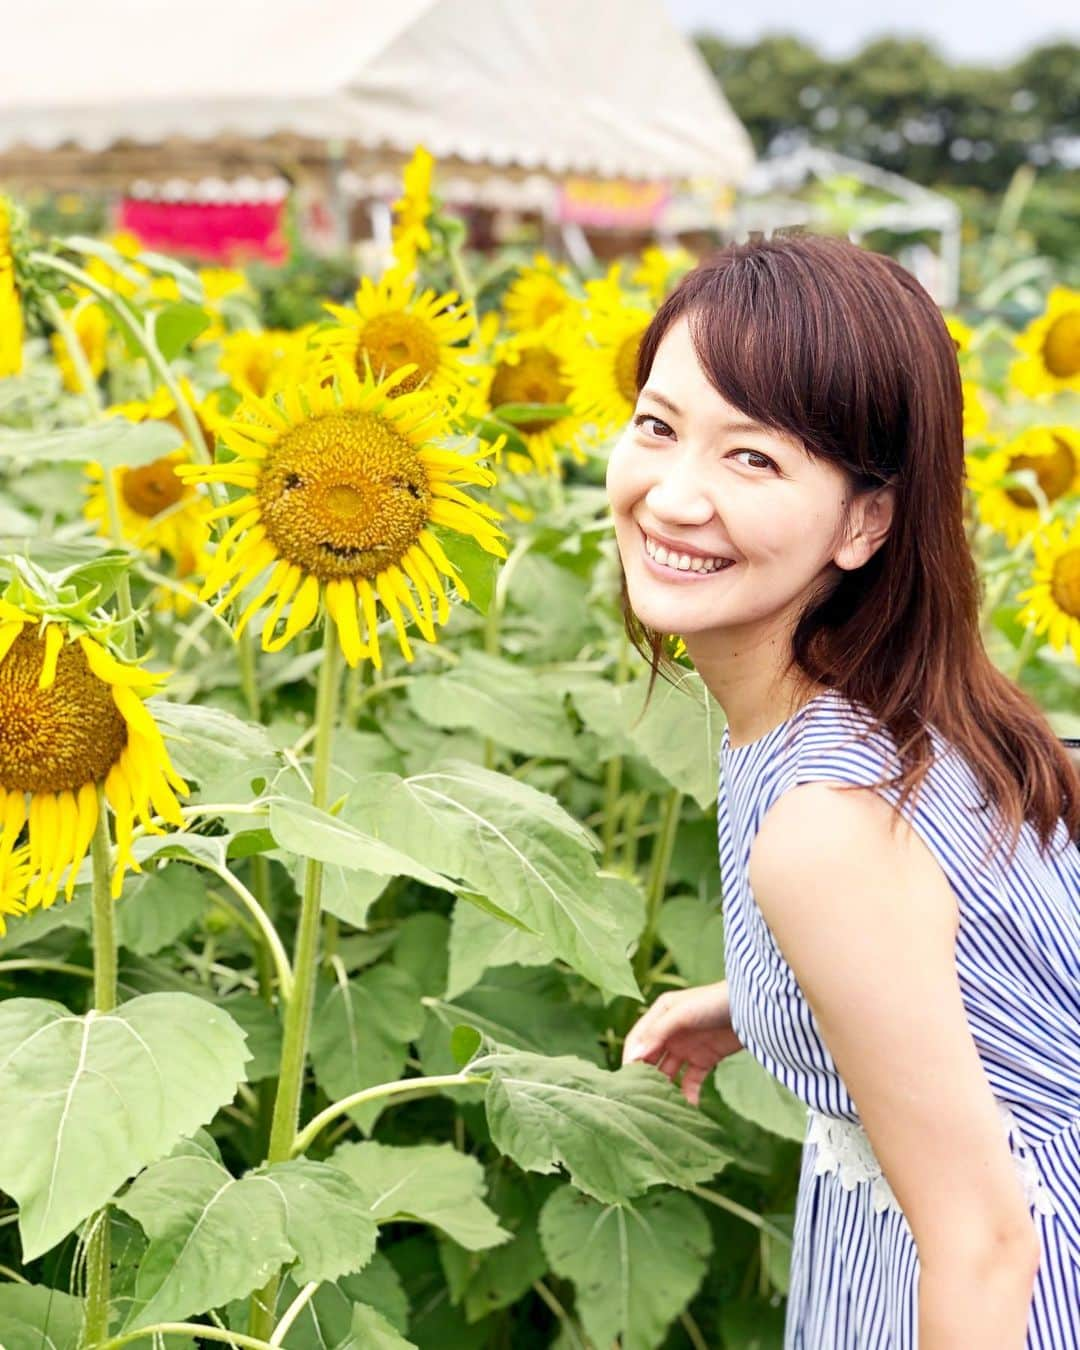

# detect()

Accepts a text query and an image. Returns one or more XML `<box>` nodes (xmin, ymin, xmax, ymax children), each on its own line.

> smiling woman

<box><xmin>612</xmin><ymin>232</ymin><xmax>1080</xmax><ymax>1350</ymax></box>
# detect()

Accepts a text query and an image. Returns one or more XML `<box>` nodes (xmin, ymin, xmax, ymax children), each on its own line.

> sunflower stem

<box><xmin>601</xmin><ymin>630</ymin><xmax>632</xmax><ymax>867</ymax></box>
<box><xmin>250</xmin><ymin>616</ymin><xmax>342</xmax><ymax>1338</ymax></box>
<box><xmin>81</xmin><ymin>784</ymin><xmax>115</xmax><ymax>1348</ymax></box>
<box><xmin>41</xmin><ymin>293</ymin><xmax>103</xmax><ymax>412</ymax></box>
<box><xmin>633</xmin><ymin>787</ymin><xmax>683</xmax><ymax>987</ymax></box>
<box><xmin>446</xmin><ymin>236</ymin><xmax>482</xmax><ymax>347</ymax></box>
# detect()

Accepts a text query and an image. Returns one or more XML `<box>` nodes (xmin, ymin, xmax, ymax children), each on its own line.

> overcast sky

<box><xmin>662</xmin><ymin>0</ymin><xmax>1078</xmax><ymax>64</ymax></box>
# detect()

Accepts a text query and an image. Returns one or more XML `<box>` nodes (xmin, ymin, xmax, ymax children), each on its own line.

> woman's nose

<box><xmin>644</xmin><ymin>457</ymin><xmax>714</xmax><ymax>523</ymax></box>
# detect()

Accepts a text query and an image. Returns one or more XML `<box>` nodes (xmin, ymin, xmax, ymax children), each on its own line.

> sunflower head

<box><xmin>1</xmin><ymin>195</ymin><xmax>25</xmax><ymax>378</ymax></box>
<box><xmin>1010</xmin><ymin>287</ymin><xmax>1080</xmax><ymax>398</ymax></box>
<box><xmin>0</xmin><ymin>581</ymin><xmax>188</xmax><ymax>909</ymax></box>
<box><xmin>966</xmin><ymin>426</ymin><xmax>1080</xmax><ymax>545</ymax></box>
<box><xmin>502</xmin><ymin>254</ymin><xmax>580</xmax><ymax>338</ymax></box>
<box><xmin>1016</xmin><ymin>514</ymin><xmax>1080</xmax><ymax>663</ymax></box>
<box><xmin>179</xmin><ymin>358</ymin><xmax>507</xmax><ymax>668</ymax></box>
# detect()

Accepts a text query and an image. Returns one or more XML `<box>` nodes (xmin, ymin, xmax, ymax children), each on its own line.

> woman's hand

<box><xmin>621</xmin><ymin>980</ymin><xmax>744</xmax><ymax>1106</ymax></box>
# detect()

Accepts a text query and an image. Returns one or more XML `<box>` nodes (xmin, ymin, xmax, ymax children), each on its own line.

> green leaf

<box><xmin>491</xmin><ymin>401</ymin><xmax>572</xmax><ymax>425</ymax></box>
<box><xmin>218</xmin><ymin>991</ymin><xmax>282</xmax><ymax>1082</ymax></box>
<box><xmin>476</xmin><ymin>1049</ymin><xmax>733</xmax><ymax>1204</ymax></box>
<box><xmin>714</xmin><ymin>1051</ymin><xmax>808</xmax><ymax>1142</ymax></box>
<box><xmin>118</xmin><ymin>1154</ymin><xmax>376</xmax><ymax>1329</ymax></box>
<box><xmin>344</xmin><ymin>1304</ymin><xmax>418</xmax><ymax>1349</ymax></box>
<box><xmin>0</xmin><ymin>419</ymin><xmax>184</xmax><ymax>468</ymax></box>
<box><xmin>391</xmin><ymin>912</ymin><xmax>450</xmax><ymax>997</ymax></box>
<box><xmin>271</xmin><ymin>1253</ymin><xmax>411</xmax><ymax>1349</ymax></box>
<box><xmin>309</xmin><ymin>966</ymin><xmax>425</xmax><ymax>1134</ymax></box>
<box><xmin>406</xmin><ymin>650</ymin><xmax>578</xmax><ymax>758</ymax></box>
<box><xmin>564</xmin><ymin>669</ymin><xmax>725</xmax><ymax>808</ymax></box>
<box><xmin>539</xmin><ymin>1186</ymin><xmax>712</xmax><ymax>1350</ymax></box>
<box><xmin>331</xmin><ymin>1140</ymin><xmax>511</xmax><ymax>1251</ymax></box>
<box><xmin>657</xmin><ymin>895</ymin><xmax>726</xmax><ymax>986</ymax></box>
<box><xmin>0</xmin><ymin>1284</ymin><xmax>83</xmax><ymax>1350</ymax></box>
<box><xmin>343</xmin><ymin>763</ymin><xmax>639</xmax><ymax>999</ymax></box>
<box><xmin>0</xmin><ymin>993</ymin><xmax>250</xmax><ymax>1260</ymax></box>
<box><xmin>153</xmin><ymin>301</ymin><xmax>211</xmax><ymax>360</ymax></box>
<box><xmin>115</xmin><ymin>862</ymin><xmax>207</xmax><ymax>955</ymax></box>
<box><xmin>149</xmin><ymin>698</ymin><xmax>279</xmax><ymax>803</ymax></box>
<box><xmin>431</xmin><ymin>528</ymin><xmax>500</xmax><ymax>616</ymax></box>
<box><xmin>269</xmin><ymin>798</ymin><xmax>460</xmax><ymax>896</ymax></box>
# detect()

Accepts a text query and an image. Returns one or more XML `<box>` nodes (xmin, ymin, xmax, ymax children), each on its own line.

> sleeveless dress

<box><xmin>717</xmin><ymin>688</ymin><xmax>1080</xmax><ymax>1348</ymax></box>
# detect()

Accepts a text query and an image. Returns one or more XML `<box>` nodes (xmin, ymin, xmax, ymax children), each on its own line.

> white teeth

<box><xmin>644</xmin><ymin>533</ymin><xmax>731</xmax><ymax>574</ymax></box>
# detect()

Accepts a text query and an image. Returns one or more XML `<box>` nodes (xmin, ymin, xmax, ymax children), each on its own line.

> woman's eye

<box><xmin>632</xmin><ymin>413</ymin><xmax>673</xmax><ymax>438</ymax></box>
<box><xmin>732</xmin><ymin>449</ymin><xmax>778</xmax><ymax>472</ymax></box>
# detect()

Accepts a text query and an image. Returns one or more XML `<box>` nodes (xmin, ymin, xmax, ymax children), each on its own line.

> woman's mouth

<box><xmin>640</xmin><ymin>528</ymin><xmax>737</xmax><ymax>581</ymax></box>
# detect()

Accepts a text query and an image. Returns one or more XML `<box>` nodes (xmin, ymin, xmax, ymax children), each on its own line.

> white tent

<box><xmin>0</xmin><ymin>0</ymin><xmax>755</xmax><ymax>185</ymax></box>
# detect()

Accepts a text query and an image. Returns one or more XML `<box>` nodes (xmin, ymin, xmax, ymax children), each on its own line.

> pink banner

<box><xmin>118</xmin><ymin>198</ymin><xmax>288</xmax><ymax>263</ymax></box>
<box><xmin>557</xmin><ymin>177</ymin><xmax>671</xmax><ymax>228</ymax></box>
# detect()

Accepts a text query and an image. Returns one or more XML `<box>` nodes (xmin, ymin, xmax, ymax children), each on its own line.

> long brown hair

<box><xmin>621</xmin><ymin>231</ymin><xmax>1080</xmax><ymax>863</ymax></box>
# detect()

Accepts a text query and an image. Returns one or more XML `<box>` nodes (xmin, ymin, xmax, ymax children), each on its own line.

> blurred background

<box><xmin>3</xmin><ymin>0</ymin><xmax>1076</xmax><ymax>319</ymax></box>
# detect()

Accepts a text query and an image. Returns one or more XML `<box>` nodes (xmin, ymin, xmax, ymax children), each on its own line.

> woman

<box><xmin>610</xmin><ymin>233</ymin><xmax>1080</xmax><ymax>1349</ymax></box>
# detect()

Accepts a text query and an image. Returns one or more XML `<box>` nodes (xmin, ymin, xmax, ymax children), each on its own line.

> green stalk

<box><xmin>81</xmin><ymin>784</ymin><xmax>115</xmax><ymax>1348</ymax></box>
<box><xmin>601</xmin><ymin>630</ymin><xmax>632</xmax><ymax>867</ymax></box>
<box><xmin>249</xmin><ymin>617</ymin><xmax>342</xmax><ymax>1337</ymax></box>
<box><xmin>633</xmin><ymin>788</ymin><xmax>683</xmax><ymax>986</ymax></box>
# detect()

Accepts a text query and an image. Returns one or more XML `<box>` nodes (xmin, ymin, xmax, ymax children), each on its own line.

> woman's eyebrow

<box><xmin>638</xmin><ymin>387</ymin><xmax>770</xmax><ymax>436</ymax></box>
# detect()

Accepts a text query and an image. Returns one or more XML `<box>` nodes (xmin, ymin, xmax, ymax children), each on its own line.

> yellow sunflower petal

<box><xmin>38</xmin><ymin>624</ymin><xmax>64</xmax><ymax>690</ymax></box>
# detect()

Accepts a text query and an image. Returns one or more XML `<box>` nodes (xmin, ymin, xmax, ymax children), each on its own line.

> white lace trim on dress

<box><xmin>806</xmin><ymin>1098</ymin><xmax>1059</xmax><ymax>1218</ymax></box>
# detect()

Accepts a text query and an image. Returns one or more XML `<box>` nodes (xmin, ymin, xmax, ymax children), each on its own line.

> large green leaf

<box><xmin>342</xmin><ymin>763</ymin><xmax>639</xmax><ymax>998</ymax></box>
<box><xmin>0</xmin><ymin>419</ymin><xmax>183</xmax><ymax>468</ymax></box>
<box><xmin>115</xmin><ymin>861</ymin><xmax>208</xmax><ymax>955</ymax></box>
<box><xmin>268</xmin><ymin>1254</ymin><xmax>410</xmax><ymax>1349</ymax></box>
<box><xmin>331</xmin><ymin>1141</ymin><xmax>511</xmax><ymax>1251</ymax></box>
<box><xmin>153</xmin><ymin>301</ymin><xmax>211</xmax><ymax>360</ymax></box>
<box><xmin>445</xmin><ymin>872</ymin><xmax>645</xmax><ymax>998</ymax></box>
<box><xmin>149</xmin><ymin>698</ymin><xmax>280</xmax><ymax>804</ymax></box>
<box><xmin>474</xmin><ymin>1049</ymin><xmax>733</xmax><ymax>1204</ymax></box>
<box><xmin>0</xmin><ymin>993</ymin><xmax>250</xmax><ymax>1260</ymax></box>
<box><xmin>342</xmin><ymin>1304</ymin><xmax>417</xmax><ymax>1349</ymax></box>
<box><xmin>0</xmin><ymin>1284</ymin><xmax>83</xmax><ymax>1350</ymax></box>
<box><xmin>118</xmin><ymin>1154</ymin><xmax>377</xmax><ymax>1329</ymax></box>
<box><xmin>406</xmin><ymin>650</ymin><xmax>578</xmax><ymax>758</ymax></box>
<box><xmin>656</xmin><ymin>895</ymin><xmax>726</xmax><ymax>986</ymax></box>
<box><xmin>539</xmin><ymin>1186</ymin><xmax>712</xmax><ymax>1350</ymax></box>
<box><xmin>309</xmin><ymin>966</ymin><xmax>425</xmax><ymax>1134</ymax></box>
<box><xmin>714</xmin><ymin>1051</ymin><xmax>808</xmax><ymax>1142</ymax></box>
<box><xmin>563</xmin><ymin>669</ymin><xmax>725</xmax><ymax>808</ymax></box>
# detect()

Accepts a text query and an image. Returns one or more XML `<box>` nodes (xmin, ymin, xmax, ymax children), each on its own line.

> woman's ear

<box><xmin>835</xmin><ymin>483</ymin><xmax>896</xmax><ymax>571</ymax></box>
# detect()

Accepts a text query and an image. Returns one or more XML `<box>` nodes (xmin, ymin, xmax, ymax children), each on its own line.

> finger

<box><xmin>657</xmin><ymin>1052</ymin><xmax>684</xmax><ymax>1082</ymax></box>
<box><xmin>622</xmin><ymin>1027</ymin><xmax>664</xmax><ymax>1065</ymax></box>
<box><xmin>681</xmin><ymin>1064</ymin><xmax>709</xmax><ymax>1106</ymax></box>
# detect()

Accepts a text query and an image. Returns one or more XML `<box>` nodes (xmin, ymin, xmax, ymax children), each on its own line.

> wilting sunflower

<box><xmin>1</xmin><ymin>196</ymin><xmax>24</xmax><ymax>378</ymax></box>
<box><xmin>51</xmin><ymin>300</ymin><xmax>108</xmax><ymax>394</ymax></box>
<box><xmin>0</xmin><ymin>600</ymin><xmax>188</xmax><ymax>906</ymax></box>
<box><xmin>966</xmin><ymin>427</ymin><xmax>1080</xmax><ymax>546</ymax></box>
<box><xmin>630</xmin><ymin>245</ymin><xmax>695</xmax><ymax>306</ymax></box>
<box><xmin>315</xmin><ymin>271</ymin><xmax>478</xmax><ymax>411</ymax></box>
<box><xmin>84</xmin><ymin>385</ymin><xmax>214</xmax><ymax>577</ymax></box>
<box><xmin>479</xmin><ymin>327</ymin><xmax>595</xmax><ymax>476</ymax></box>
<box><xmin>177</xmin><ymin>357</ymin><xmax>507</xmax><ymax>668</ymax></box>
<box><xmin>1016</xmin><ymin>514</ymin><xmax>1080</xmax><ymax>662</ymax></box>
<box><xmin>502</xmin><ymin>254</ymin><xmax>580</xmax><ymax>339</ymax></box>
<box><xmin>1009</xmin><ymin>287</ymin><xmax>1080</xmax><ymax>398</ymax></box>
<box><xmin>387</xmin><ymin>145</ymin><xmax>436</xmax><ymax>279</ymax></box>
<box><xmin>563</xmin><ymin>264</ymin><xmax>653</xmax><ymax>434</ymax></box>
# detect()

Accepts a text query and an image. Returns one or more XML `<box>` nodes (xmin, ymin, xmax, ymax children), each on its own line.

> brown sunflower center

<box><xmin>1042</xmin><ymin>311</ymin><xmax>1080</xmax><ymax>380</ymax></box>
<box><xmin>121</xmin><ymin>456</ymin><xmax>187</xmax><ymax>517</ymax></box>
<box><xmin>1050</xmin><ymin>548</ymin><xmax>1080</xmax><ymax>620</ymax></box>
<box><xmin>1004</xmin><ymin>437</ymin><xmax>1076</xmax><ymax>509</ymax></box>
<box><xmin>256</xmin><ymin>410</ymin><xmax>432</xmax><ymax>581</ymax></box>
<box><xmin>357</xmin><ymin>312</ymin><xmax>441</xmax><ymax>396</ymax></box>
<box><xmin>489</xmin><ymin>348</ymin><xmax>570</xmax><ymax>433</ymax></box>
<box><xmin>0</xmin><ymin>630</ymin><xmax>127</xmax><ymax>793</ymax></box>
<box><xmin>614</xmin><ymin>329</ymin><xmax>645</xmax><ymax>406</ymax></box>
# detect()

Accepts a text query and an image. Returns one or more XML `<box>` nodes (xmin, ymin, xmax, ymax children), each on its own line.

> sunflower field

<box><xmin>0</xmin><ymin>149</ymin><xmax>1077</xmax><ymax>1350</ymax></box>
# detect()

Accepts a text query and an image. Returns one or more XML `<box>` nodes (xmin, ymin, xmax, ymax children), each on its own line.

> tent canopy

<box><xmin>0</xmin><ymin>0</ymin><xmax>754</xmax><ymax>183</ymax></box>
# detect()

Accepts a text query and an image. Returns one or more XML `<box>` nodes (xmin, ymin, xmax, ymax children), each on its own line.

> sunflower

<box><xmin>1</xmin><ymin>196</ymin><xmax>24</xmax><ymax>378</ymax></box>
<box><xmin>315</xmin><ymin>271</ymin><xmax>478</xmax><ymax>412</ymax></box>
<box><xmin>1009</xmin><ymin>287</ymin><xmax>1080</xmax><ymax>398</ymax></box>
<box><xmin>479</xmin><ymin>327</ymin><xmax>595</xmax><ymax>476</ymax></box>
<box><xmin>177</xmin><ymin>358</ymin><xmax>507</xmax><ymax>669</ymax></box>
<box><xmin>1016</xmin><ymin>515</ymin><xmax>1080</xmax><ymax>662</ymax></box>
<box><xmin>943</xmin><ymin>314</ymin><xmax>976</xmax><ymax>358</ymax></box>
<box><xmin>84</xmin><ymin>385</ymin><xmax>214</xmax><ymax>576</ymax></box>
<box><xmin>51</xmin><ymin>300</ymin><xmax>108</xmax><ymax>394</ymax></box>
<box><xmin>966</xmin><ymin>427</ymin><xmax>1080</xmax><ymax>546</ymax></box>
<box><xmin>219</xmin><ymin>328</ymin><xmax>303</xmax><ymax>401</ymax></box>
<box><xmin>0</xmin><ymin>600</ymin><xmax>188</xmax><ymax>906</ymax></box>
<box><xmin>630</xmin><ymin>245</ymin><xmax>695</xmax><ymax>306</ymax></box>
<box><xmin>502</xmin><ymin>254</ymin><xmax>580</xmax><ymax>339</ymax></box>
<box><xmin>0</xmin><ymin>845</ymin><xmax>29</xmax><ymax>933</ymax></box>
<box><xmin>961</xmin><ymin>379</ymin><xmax>990</xmax><ymax>442</ymax></box>
<box><xmin>562</xmin><ymin>264</ymin><xmax>653</xmax><ymax>434</ymax></box>
<box><xmin>387</xmin><ymin>145</ymin><xmax>436</xmax><ymax>279</ymax></box>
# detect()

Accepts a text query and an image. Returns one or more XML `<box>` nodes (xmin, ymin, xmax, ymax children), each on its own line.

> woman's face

<box><xmin>606</xmin><ymin>314</ymin><xmax>865</xmax><ymax>647</ymax></box>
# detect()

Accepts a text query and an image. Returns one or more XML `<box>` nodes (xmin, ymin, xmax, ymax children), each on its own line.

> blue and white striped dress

<box><xmin>717</xmin><ymin>688</ymin><xmax>1080</xmax><ymax>1348</ymax></box>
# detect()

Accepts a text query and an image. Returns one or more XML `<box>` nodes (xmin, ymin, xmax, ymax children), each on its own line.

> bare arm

<box><xmin>750</xmin><ymin>783</ymin><xmax>1041</xmax><ymax>1349</ymax></box>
